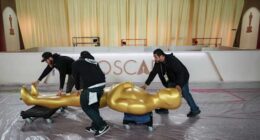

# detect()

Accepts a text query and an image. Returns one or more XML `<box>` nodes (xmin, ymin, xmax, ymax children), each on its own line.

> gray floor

<box><xmin>0</xmin><ymin>82</ymin><xmax>260</xmax><ymax>140</ymax></box>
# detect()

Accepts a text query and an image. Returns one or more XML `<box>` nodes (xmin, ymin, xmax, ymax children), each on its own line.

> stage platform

<box><xmin>0</xmin><ymin>82</ymin><xmax>260</xmax><ymax>140</ymax></box>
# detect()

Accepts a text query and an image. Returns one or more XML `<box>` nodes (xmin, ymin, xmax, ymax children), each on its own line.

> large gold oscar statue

<box><xmin>21</xmin><ymin>82</ymin><xmax>181</xmax><ymax>115</ymax></box>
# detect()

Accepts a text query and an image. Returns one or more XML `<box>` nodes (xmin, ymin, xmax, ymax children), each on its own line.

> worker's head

<box><xmin>153</xmin><ymin>49</ymin><xmax>165</xmax><ymax>63</ymax></box>
<box><xmin>41</xmin><ymin>52</ymin><xmax>53</xmax><ymax>66</ymax></box>
<box><xmin>80</xmin><ymin>51</ymin><xmax>94</xmax><ymax>60</ymax></box>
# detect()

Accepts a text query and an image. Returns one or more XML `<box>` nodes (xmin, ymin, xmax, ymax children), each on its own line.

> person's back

<box><xmin>72</xmin><ymin>59</ymin><xmax>105</xmax><ymax>89</ymax></box>
<box><xmin>52</xmin><ymin>54</ymin><xmax>74</xmax><ymax>75</ymax></box>
<box><xmin>164</xmin><ymin>53</ymin><xmax>189</xmax><ymax>88</ymax></box>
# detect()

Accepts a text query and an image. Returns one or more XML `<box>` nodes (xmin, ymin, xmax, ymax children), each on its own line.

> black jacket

<box><xmin>145</xmin><ymin>53</ymin><xmax>189</xmax><ymax>88</ymax></box>
<box><xmin>38</xmin><ymin>54</ymin><xmax>74</xmax><ymax>89</ymax></box>
<box><xmin>72</xmin><ymin>58</ymin><xmax>105</xmax><ymax>90</ymax></box>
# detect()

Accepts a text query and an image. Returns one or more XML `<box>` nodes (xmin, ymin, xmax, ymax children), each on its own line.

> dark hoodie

<box><xmin>38</xmin><ymin>53</ymin><xmax>75</xmax><ymax>90</ymax></box>
<box><xmin>145</xmin><ymin>53</ymin><xmax>189</xmax><ymax>88</ymax></box>
<box><xmin>72</xmin><ymin>53</ymin><xmax>105</xmax><ymax>90</ymax></box>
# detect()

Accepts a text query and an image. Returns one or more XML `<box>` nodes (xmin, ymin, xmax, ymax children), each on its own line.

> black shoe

<box><xmin>94</xmin><ymin>125</ymin><xmax>110</xmax><ymax>137</ymax></box>
<box><xmin>85</xmin><ymin>126</ymin><xmax>96</xmax><ymax>133</ymax></box>
<box><xmin>61</xmin><ymin>106</ymin><xmax>68</xmax><ymax>110</ymax></box>
<box><xmin>155</xmin><ymin>109</ymin><xmax>169</xmax><ymax>114</ymax></box>
<box><xmin>62</xmin><ymin>106</ymin><xmax>68</xmax><ymax>109</ymax></box>
<box><xmin>187</xmin><ymin>110</ymin><xmax>201</xmax><ymax>117</ymax></box>
<box><xmin>60</xmin><ymin>106</ymin><xmax>68</xmax><ymax>112</ymax></box>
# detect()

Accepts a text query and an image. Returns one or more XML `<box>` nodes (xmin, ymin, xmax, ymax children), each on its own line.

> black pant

<box><xmin>65</xmin><ymin>75</ymin><xmax>75</xmax><ymax>93</ymax></box>
<box><xmin>80</xmin><ymin>85</ymin><xmax>107</xmax><ymax>130</ymax></box>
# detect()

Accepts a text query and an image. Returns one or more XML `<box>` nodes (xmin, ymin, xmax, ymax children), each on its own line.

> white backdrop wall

<box><xmin>0</xmin><ymin>51</ymin><xmax>259</xmax><ymax>85</ymax></box>
<box><xmin>209</xmin><ymin>51</ymin><xmax>260</xmax><ymax>82</ymax></box>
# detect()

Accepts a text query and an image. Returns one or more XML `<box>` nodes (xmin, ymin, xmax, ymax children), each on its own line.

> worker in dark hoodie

<box><xmin>33</xmin><ymin>52</ymin><xmax>75</xmax><ymax>96</ymax></box>
<box><xmin>141</xmin><ymin>48</ymin><xmax>201</xmax><ymax>117</ymax></box>
<box><xmin>72</xmin><ymin>51</ymin><xmax>109</xmax><ymax>137</ymax></box>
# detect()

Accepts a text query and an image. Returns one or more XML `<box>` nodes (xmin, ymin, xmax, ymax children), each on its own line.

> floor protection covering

<box><xmin>0</xmin><ymin>83</ymin><xmax>260</xmax><ymax>140</ymax></box>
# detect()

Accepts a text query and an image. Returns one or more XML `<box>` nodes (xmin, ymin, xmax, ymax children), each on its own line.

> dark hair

<box><xmin>41</xmin><ymin>52</ymin><xmax>52</xmax><ymax>62</ymax></box>
<box><xmin>80</xmin><ymin>51</ymin><xmax>94</xmax><ymax>59</ymax></box>
<box><xmin>153</xmin><ymin>48</ymin><xmax>165</xmax><ymax>56</ymax></box>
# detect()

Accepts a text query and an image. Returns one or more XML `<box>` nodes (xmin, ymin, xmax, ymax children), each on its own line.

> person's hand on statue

<box><xmin>56</xmin><ymin>89</ymin><xmax>64</xmax><ymax>96</ymax></box>
<box><xmin>75</xmin><ymin>90</ymin><xmax>81</xmax><ymax>96</ymax></box>
<box><xmin>32</xmin><ymin>80</ymin><xmax>40</xmax><ymax>86</ymax></box>
<box><xmin>141</xmin><ymin>84</ymin><xmax>148</xmax><ymax>90</ymax></box>
<box><xmin>175</xmin><ymin>85</ymin><xmax>182</xmax><ymax>93</ymax></box>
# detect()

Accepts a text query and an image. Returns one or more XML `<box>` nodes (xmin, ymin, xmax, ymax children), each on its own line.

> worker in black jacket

<box><xmin>141</xmin><ymin>48</ymin><xmax>201</xmax><ymax>117</ymax></box>
<box><xmin>33</xmin><ymin>52</ymin><xmax>75</xmax><ymax>96</ymax></box>
<box><xmin>72</xmin><ymin>51</ymin><xmax>109</xmax><ymax>137</ymax></box>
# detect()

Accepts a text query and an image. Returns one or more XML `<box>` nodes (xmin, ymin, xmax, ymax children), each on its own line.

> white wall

<box><xmin>208</xmin><ymin>51</ymin><xmax>260</xmax><ymax>82</ymax></box>
<box><xmin>0</xmin><ymin>50</ymin><xmax>260</xmax><ymax>85</ymax></box>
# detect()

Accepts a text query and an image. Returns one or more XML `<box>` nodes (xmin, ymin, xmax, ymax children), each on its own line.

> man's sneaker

<box><xmin>155</xmin><ymin>109</ymin><xmax>169</xmax><ymax>114</ymax></box>
<box><xmin>187</xmin><ymin>109</ymin><xmax>201</xmax><ymax>117</ymax></box>
<box><xmin>94</xmin><ymin>125</ymin><xmax>110</xmax><ymax>137</ymax></box>
<box><xmin>85</xmin><ymin>126</ymin><xmax>96</xmax><ymax>133</ymax></box>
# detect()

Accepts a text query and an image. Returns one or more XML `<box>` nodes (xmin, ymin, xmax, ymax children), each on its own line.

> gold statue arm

<box><xmin>30</xmin><ymin>84</ymin><xmax>39</xmax><ymax>97</ymax></box>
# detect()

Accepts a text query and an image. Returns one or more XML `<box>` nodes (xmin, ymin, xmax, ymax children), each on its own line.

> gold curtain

<box><xmin>16</xmin><ymin>0</ymin><xmax>70</xmax><ymax>48</ymax></box>
<box><xmin>15</xmin><ymin>0</ymin><xmax>244</xmax><ymax>49</ymax></box>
